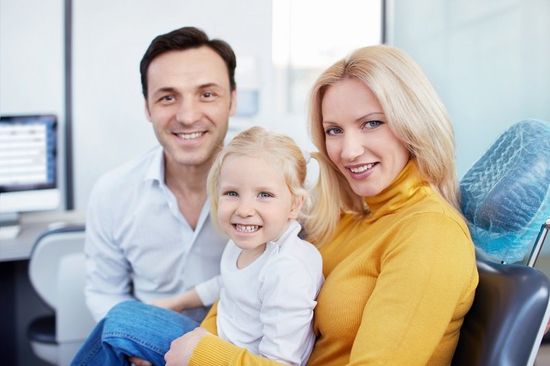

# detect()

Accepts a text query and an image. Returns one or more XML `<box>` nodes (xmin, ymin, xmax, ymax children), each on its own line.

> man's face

<box><xmin>145</xmin><ymin>47</ymin><xmax>236</xmax><ymax>170</ymax></box>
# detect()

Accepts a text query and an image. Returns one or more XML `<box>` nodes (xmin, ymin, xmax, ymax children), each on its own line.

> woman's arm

<box><xmin>166</xmin><ymin>331</ymin><xmax>289</xmax><ymax>366</ymax></box>
<box><xmin>347</xmin><ymin>214</ymin><xmax>477</xmax><ymax>365</ymax></box>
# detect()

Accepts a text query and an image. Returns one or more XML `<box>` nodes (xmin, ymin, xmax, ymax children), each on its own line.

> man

<box><xmin>85</xmin><ymin>26</ymin><xmax>237</xmax><ymax>323</ymax></box>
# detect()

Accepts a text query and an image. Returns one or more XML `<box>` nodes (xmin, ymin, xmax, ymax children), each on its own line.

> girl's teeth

<box><xmin>235</xmin><ymin>224</ymin><xmax>259</xmax><ymax>233</ymax></box>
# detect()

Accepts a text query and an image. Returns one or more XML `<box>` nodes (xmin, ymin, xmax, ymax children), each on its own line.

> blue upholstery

<box><xmin>452</xmin><ymin>119</ymin><xmax>550</xmax><ymax>365</ymax></box>
<box><xmin>460</xmin><ymin>119</ymin><xmax>550</xmax><ymax>263</ymax></box>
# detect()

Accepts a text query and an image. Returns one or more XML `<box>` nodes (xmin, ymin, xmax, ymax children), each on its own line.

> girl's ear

<box><xmin>289</xmin><ymin>194</ymin><xmax>305</xmax><ymax>220</ymax></box>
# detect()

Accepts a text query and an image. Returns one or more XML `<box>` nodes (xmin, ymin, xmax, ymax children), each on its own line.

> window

<box><xmin>272</xmin><ymin>0</ymin><xmax>383</xmax><ymax>114</ymax></box>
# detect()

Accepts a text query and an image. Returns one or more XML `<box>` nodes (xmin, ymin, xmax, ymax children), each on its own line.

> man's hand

<box><xmin>151</xmin><ymin>289</ymin><xmax>203</xmax><ymax>313</ymax></box>
<box><xmin>164</xmin><ymin>327</ymin><xmax>210</xmax><ymax>366</ymax></box>
<box><xmin>128</xmin><ymin>356</ymin><xmax>152</xmax><ymax>366</ymax></box>
<box><xmin>150</xmin><ymin>296</ymin><xmax>182</xmax><ymax>311</ymax></box>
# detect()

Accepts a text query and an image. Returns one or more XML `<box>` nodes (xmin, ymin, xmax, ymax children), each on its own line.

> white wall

<box><xmin>6</xmin><ymin>0</ymin><xmax>549</xmax><ymax>212</ymax></box>
<box><xmin>72</xmin><ymin>0</ymin><xmax>291</xmax><ymax>210</ymax></box>
<box><xmin>0</xmin><ymin>0</ymin><xmax>66</xmax><ymax>209</ymax></box>
<box><xmin>387</xmin><ymin>0</ymin><xmax>550</xmax><ymax>177</ymax></box>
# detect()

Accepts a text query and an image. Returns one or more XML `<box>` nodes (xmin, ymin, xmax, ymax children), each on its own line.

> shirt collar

<box><xmin>144</xmin><ymin>146</ymin><xmax>165</xmax><ymax>184</ymax></box>
<box><xmin>271</xmin><ymin>220</ymin><xmax>302</xmax><ymax>246</ymax></box>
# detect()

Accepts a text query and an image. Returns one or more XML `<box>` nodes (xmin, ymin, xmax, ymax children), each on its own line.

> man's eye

<box><xmin>202</xmin><ymin>91</ymin><xmax>217</xmax><ymax>100</ymax></box>
<box><xmin>258</xmin><ymin>192</ymin><xmax>274</xmax><ymax>199</ymax></box>
<box><xmin>159</xmin><ymin>95</ymin><xmax>175</xmax><ymax>103</ymax></box>
<box><xmin>325</xmin><ymin>127</ymin><xmax>342</xmax><ymax>136</ymax></box>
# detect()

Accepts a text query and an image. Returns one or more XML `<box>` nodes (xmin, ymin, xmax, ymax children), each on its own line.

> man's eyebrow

<box><xmin>151</xmin><ymin>87</ymin><xmax>177</xmax><ymax>96</ymax></box>
<box><xmin>198</xmin><ymin>82</ymin><xmax>223</xmax><ymax>89</ymax></box>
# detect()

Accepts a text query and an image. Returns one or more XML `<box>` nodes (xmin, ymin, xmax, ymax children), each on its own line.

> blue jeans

<box><xmin>71</xmin><ymin>300</ymin><xmax>199</xmax><ymax>366</ymax></box>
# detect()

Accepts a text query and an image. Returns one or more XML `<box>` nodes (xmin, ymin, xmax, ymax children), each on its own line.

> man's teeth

<box><xmin>350</xmin><ymin>163</ymin><xmax>375</xmax><ymax>174</ymax></box>
<box><xmin>235</xmin><ymin>224</ymin><xmax>260</xmax><ymax>233</ymax></box>
<box><xmin>177</xmin><ymin>132</ymin><xmax>203</xmax><ymax>140</ymax></box>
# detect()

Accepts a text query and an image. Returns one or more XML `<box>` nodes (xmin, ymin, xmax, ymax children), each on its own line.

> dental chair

<box><xmin>452</xmin><ymin>119</ymin><xmax>550</xmax><ymax>366</ymax></box>
<box><xmin>27</xmin><ymin>225</ymin><xmax>95</xmax><ymax>366</ymax></box>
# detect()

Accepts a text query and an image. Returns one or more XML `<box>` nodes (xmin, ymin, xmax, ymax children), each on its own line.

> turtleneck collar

<box><xmin>363</xmin><ymin>159</ymin><xmax>429</xmax><ymax>219</ymax></box>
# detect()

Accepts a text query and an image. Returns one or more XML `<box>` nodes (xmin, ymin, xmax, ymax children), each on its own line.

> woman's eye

<box><xmin>362</xmin><ymin>120</ymin><xmax>384</xmax><ymax>129</ymax></box>
<box><xmin>325</xmin><ymin>127</ymin><xmax>342</xmax><ymax>136</ymax></box>
<box><xmin>258</xmin><ymin>192</ymin><xmax>273</xmax><ymax>199</ymax></box>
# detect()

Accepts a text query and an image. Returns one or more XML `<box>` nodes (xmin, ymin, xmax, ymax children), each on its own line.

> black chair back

<box><xmin>452</xmin><ymin>254</ymin><xmax>550</xmax><ymax>366</ymax></box>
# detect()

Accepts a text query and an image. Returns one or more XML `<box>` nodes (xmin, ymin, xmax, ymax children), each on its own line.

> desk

<box><xmin>0</xmin><ymin>211</ymin><xmax>84</xmax><ymax>366</ymax></box>
<box><xmin>0</xmin><ymin>211</ymin><xmax>84</xmax><ymax>262</ymax></box>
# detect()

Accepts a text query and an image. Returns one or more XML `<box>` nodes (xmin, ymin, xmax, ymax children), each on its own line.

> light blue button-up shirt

<box><xmin>84</xmin><ymin>145</ymin><xmax>227</xmax><ymax>321</ymax></box>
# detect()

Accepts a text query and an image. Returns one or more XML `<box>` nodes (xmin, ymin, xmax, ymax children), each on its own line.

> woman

<box><xmin>166</xmin><ymin>45</ymin><xmax>478</xmax><ymax>365</ymax></box>
<box><xmin>75</xmin><ymin>45</ymin><xmax>478</xmax><ymax>366</ymax></box>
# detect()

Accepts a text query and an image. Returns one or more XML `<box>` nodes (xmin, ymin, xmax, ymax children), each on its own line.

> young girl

<box><xmin>72</xmin><ymin>127</ymin><xmax>323</xmax><ymax>366</ymax></box>
<box><xmin>160</xmin><ymin>126</ymin><xmax>323</xmax><ymax>365</ymax></box>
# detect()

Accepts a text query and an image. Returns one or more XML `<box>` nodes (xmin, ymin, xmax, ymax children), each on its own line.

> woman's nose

<box><xmin>341</xmin><ymin>133</ymin><xmax>365</xmax><ymax>162</ymax></box>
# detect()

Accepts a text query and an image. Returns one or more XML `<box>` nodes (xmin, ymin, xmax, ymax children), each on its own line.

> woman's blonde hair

<box><xmin>207</xmin><ymin>126</ymin><xmax>309</xmax><ymax>224</ymax></box>
<box><xmin>305</xmin><ymin>45</ymin><xmax>459</xmax><ymax>245</ymax></box>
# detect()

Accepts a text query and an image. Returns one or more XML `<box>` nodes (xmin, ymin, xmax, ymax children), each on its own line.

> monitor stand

<box><xmin>0</xmin><ymin>213</ymin><xmax>21</xmax><ymax>240</ymax></box>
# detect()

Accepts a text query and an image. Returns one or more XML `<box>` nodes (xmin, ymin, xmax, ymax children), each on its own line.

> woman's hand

<box><xmin>164</xmin><ymin>327</ymin><xmax>210</xmax><ymax>366</ymax></box>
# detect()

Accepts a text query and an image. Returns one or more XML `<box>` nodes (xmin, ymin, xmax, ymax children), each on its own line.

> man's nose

<box><xmin>176</xmin><ymin>98</ymin><xmax>201</xmax><ymax>125</ymax></box>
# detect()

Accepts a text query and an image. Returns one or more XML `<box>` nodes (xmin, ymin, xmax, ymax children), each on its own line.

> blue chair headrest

<box><xmin>460</xmin><ymin>119</ymin><xmax>550</xmax><ymax>263</ymax></box>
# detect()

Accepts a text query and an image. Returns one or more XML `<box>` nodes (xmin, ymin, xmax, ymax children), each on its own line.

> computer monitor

<box><xmin>0</xmin><ymin>114</ymin><xmax>60</xmax><ymax>238</ymax></box>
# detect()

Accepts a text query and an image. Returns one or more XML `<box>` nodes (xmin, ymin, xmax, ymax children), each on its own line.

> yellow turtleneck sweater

<box><xmin>190</xmin><ymin>161</ymin><xmax>478</xmax><ymax>366</ymax></box>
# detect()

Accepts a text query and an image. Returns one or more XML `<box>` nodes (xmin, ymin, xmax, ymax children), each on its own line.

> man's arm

<box><xmin>84</xmin><ymin>180</ymin><xmax>134</xmax><ymax>321</ymax></box>
<box><xmin>152</xmin><ymin>274</ymin><xmax>222</xmax><ymax>312</ymax></box>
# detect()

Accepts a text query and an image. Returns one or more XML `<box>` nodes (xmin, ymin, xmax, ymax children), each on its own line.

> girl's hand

<box><xmin>164</xmin><ymin>327</ymin><xmax>210</xmax><ymax>366</ymax></box>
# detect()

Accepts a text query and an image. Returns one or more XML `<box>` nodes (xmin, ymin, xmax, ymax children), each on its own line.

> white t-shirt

<box><xmin>196</xmin><ymin>220</ymin><xmax>323</xmax><ymax>366</ymax></box>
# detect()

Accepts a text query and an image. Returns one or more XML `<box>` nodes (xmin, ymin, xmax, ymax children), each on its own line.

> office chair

<box><xmin>27</xmin><ymin>225</ymin><xmax>95</xmax><ymax>366</ymax></box>
<box><xmin>453</xmin><ymin>119</ymin><xmax>550</xmax><ymax>366</ymax></box>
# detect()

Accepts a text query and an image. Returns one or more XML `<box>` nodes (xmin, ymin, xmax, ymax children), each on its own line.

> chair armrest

<box><xmin>56</xmin><ymin>252</ymin><xmax>95</xmax><ymax>343</ymax></box>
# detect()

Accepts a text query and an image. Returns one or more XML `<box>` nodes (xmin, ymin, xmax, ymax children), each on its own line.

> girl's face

<box><xmin>216</xmin><ymin>154</ymin><xmax>301</xmax><ymax>252</ymax></box>
<box><xmin>321</xmin><ymin>78</ymin><xmax>410</xmax><ymax>197</ymax></box>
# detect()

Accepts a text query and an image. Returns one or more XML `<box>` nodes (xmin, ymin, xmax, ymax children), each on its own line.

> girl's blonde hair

<box><xmin>305</xmin><ymin>45</ymin><xmax>459</xmax><ymax>245</ymax></box>
<box><xmin>207</xmin><ymin>126</ymin><xmax>309</xmax><ymax>223</ymax></box>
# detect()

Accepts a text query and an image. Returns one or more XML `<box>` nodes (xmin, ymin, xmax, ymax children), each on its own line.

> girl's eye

<box><xmin>324</xmin><ymin>127</ymin><xmax>343</xmax><ymax>136</ymax></box>
<box><xmin>258</xmin><ymin>192</ymin><xmax>273</xmax><ymax>199</ymax></box>
<box><xmin>223</xmin><ymin>191</ymin><xmax>238</xmax><ymax>197</ymax></box>
<box><xmin>362</xmin><ymin>120</ymin><xmax>384</xmax><ymax>129</ymax></box>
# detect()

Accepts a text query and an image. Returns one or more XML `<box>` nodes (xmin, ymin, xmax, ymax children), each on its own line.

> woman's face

<box><xmin>321</xmin><ymin>78</ymin><xmax>410</xmax><ymax>197</ymax></box>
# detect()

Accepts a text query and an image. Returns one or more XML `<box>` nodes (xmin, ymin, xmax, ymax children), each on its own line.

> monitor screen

<box><xmin>0</xmin><ymin>114</ymin><xmax>60</xmax><ymax>216</ymax></box>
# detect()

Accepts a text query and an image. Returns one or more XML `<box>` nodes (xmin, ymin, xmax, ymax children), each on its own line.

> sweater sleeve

<box><xmin>190</xmin><ymin>335</ymin><xmax>288</xmax><ymax>366</ymax></box>
<box><xmin>348</xmin><ymin>213</ymin><xmax>477</xmax><ymax>365</ymax></box>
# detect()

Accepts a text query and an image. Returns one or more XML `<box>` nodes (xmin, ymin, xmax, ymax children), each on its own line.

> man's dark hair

<box><xmin>139</xmin><ymin>26</ymin><xmax>237</xmax><ymax>98</ymax></box>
